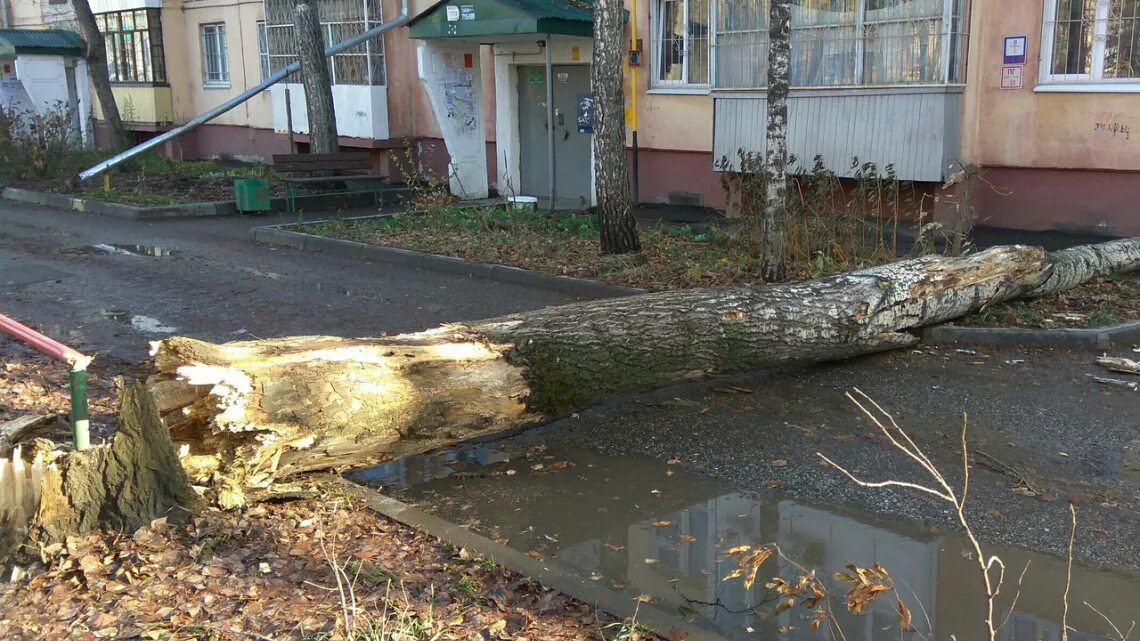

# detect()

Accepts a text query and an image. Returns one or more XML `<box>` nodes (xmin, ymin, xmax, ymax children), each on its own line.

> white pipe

<box><xmin>78</xmin><ymin>0</ymin><xmax>410</xmax><ymax>181</ymax></box>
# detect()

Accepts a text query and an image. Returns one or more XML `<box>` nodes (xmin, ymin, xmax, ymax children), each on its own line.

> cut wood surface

<box><xmin>1096</xmin><ymin>356</ymin><xmax>1140</xmax><ymax>376</ymax></box>
<box><xmin>147</xmin><ymin>239</ymin><xmax>1140</xmax><ymax>499</ymax></box>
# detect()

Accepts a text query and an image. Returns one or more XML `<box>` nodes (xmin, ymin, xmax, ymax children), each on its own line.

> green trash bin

<box><xmin>234</xmin><ymin>178</ymin><xmax>271</xmax><ymax>213</ymax></box>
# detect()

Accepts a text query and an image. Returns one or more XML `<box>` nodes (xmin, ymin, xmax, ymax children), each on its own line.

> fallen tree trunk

<box><xmin>149</xmin><ymin>239</ymin><xmax>1140</xmax><ymax>499</ymax></box>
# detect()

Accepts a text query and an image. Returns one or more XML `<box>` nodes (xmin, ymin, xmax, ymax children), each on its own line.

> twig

<box><xmin>1063</xmin><ymin>503</ymin><xmax>1076</xmax><ymax>641</ymax></box>
<box><xmin>1084</xmin><ymin>601</ymin><xmax>1136</xmax><ymax>641</ymax></box>
<box><xmin>820</xmin><ymin>391</ymin><xmax>1007</xmax><ymax>641</ymax></box>
<box><xmin>996</xmin><ymin>561</ymin><xmax>1031</xmax><ymax>632</ymax></box>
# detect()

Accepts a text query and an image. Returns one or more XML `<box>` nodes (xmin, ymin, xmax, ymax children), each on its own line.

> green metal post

<box><xmin>69</xmin><ymin>365</ymin><xmax>90</xmax><ymax>450</ymax></box>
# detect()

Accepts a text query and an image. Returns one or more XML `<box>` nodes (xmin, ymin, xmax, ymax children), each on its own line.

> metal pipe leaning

<box><xmin>0</xmin><ymin>312</ymin><xmax>93</xmax><ymax>450</ymax></box>
<box><xmin>77</xmin><ymin>0</ymin><xmax>411</xmax><ymax>182</ymax></box>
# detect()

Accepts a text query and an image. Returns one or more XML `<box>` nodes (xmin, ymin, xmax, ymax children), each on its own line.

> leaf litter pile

<box><xmin>2</xmin><ymin>492</ymin><xmax>637</xmax><ymax>641</ymax></box>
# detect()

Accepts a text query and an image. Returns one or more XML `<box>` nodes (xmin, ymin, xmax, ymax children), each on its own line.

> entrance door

<box><xmin>517</xmin><ymin>65</ymin><xmax>592</xmax><ymax>209</ymax></box>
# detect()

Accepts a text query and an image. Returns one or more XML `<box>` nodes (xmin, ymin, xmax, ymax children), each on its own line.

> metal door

<box><xmin>517</xmin><ymin>65</ymin><xmax>593</xmax><ymax>208</ymax></box>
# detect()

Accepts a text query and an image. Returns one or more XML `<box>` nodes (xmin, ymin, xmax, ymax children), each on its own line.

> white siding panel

<box><xmin>712</xmin><ymin>88</ymin><xmax>962</xmax><ymax>182</ymax></box>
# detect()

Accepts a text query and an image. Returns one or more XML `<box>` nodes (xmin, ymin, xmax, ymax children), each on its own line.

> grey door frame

<box><xmin>515</xmin><ymin>61</ymin><xmax>594</xmax><ymax>208</ymax></box>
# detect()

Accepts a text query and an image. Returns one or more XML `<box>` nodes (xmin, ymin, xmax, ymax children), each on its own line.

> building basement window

<box><xmin>201</xmin><ymin>23</ymin><xmax>231</xmax><ymax>87</ymax></box>
<box><xmin>96</xmin><ymin>8</ymin><xmax>166</xmax><ymax>84</ymax></box>
<box><xmin>261</xmin><ymin>0</ymin><xmax>386</xmax><ymax>86</ymax></box>
<box><xmin>1042</xmin><ymin>0</ymin><xmax>1140</xmax><ymax>85</ymax></box>
<box><xmin>713</xmin><ymin>0</ymin><xmax>968</xmax><ymax>89</ymax></box>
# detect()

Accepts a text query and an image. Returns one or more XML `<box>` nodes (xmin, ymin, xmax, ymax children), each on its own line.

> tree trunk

<box><xmin>1</xmin><ymin>383</ymin><xmax>193</xmax><ymax>561</ymax></box>
<box><xmin>591</xmin><ymin>0</ymin><xmax>640</xmax><ymax>254</ymax></box>
<box><xmin>148</xmin><ymin>238</ymin><xmax>1140</xmax><ymax>503</ymax></box>
<box><xmin>761</xmin><ymin>0</ymin><xmax>791</xmax><ymax>281</ymax></box>
<box><xmin>72</xmin><ymin>0</ymin><xmax>128</xmax><ymax>148</ymax></box>
<box><xmin>295</xmin><ymin>0</ymin><xmax>338</xmax><ymax>154</ymax></box>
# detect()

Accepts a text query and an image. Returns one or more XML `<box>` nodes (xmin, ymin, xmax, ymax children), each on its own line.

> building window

<box><xmin>201</xmin><ymin>23</ymin><xmax>230</xmax><ymax>86</ymax></box>
<box><xmin>1042</xmin><ymin>0</ymin><xmax>1140</xmax><ymax>83</ymax></box>
<box><xmin>713</xmin><ymin>0</ymin><xmax>968</xmax><ymax>89</ymax></box>
<box><xmin>653</xmin><ymin>0</ymin><xmax>712</xmax><ymax>87</ymax></box>
<box><xmin>95</xmin><ymin>9</ymin><xmax>166</xmax><ymax>84</ymax></box>
<box><xmin>257</xmin><ymin>21</ymin><xmax>271</xmax><ymax>80</ymax></box>
<box><xmin>262</xmin><ymin>0</ymin><xmax>386</xmax><ymax>86</ymax></box>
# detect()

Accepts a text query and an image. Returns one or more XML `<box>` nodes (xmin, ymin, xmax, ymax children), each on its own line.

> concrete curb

<box><xmin>336</xmin><ymin>478</ymin><xmax>724</xmax><ymax>641</ymax></box>
<box><xmin>921</xmin><ymin>320</ymin><xmax>1140</xmax><ymax>349</ymax></box>
<box><xmin>251</xmin><ymin>222</ymin><xmax>644</xmax><ymax>299</ymax></box>
<box><xmin>2</xmin><ymin>187</ymin><xmax>403</xmax><ymax>220</ymax></box>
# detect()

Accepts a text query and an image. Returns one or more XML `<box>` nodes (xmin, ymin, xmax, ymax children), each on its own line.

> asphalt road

<box><xmin>0</xmin><ymin>202</ymin><xmax>580</xmax><ymax>362</ymax></box>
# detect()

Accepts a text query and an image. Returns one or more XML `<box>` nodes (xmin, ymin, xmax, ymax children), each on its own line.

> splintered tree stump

<box><xmin>28</xmin><ymin>383</ymin><xmax>192</xmax><ymax>547</ymax></box>
<box><xmin>147</xmin><ymin>239</ymin><xmax>1140</xmax><ymax>498</ymax></box>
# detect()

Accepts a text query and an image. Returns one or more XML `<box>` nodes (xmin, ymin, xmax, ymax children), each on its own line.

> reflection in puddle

<box><xmin>352</xmin><ymin>445</ymin><xmax>1137</xmax><ymax>641</ymax></box>
<box><xmin>102</xmin><ymin>309</ymin><xmax>178</xmax><ymax>334</ymax></box>
<box><xmin>64</xmin><ymin>244</ymin><xmax>178</xmax><ymax>257</ymax></box>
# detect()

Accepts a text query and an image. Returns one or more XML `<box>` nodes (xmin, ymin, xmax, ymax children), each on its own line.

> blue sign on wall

<box><xmin>1003</xmin><ymin>35</ymin><xmax>1027</xmax><ymax>65</ymax></box>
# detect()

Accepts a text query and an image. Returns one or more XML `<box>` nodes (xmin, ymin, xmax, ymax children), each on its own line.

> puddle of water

<box><xmin>64</xmin><ymin>244</ymin><xmax>178</xmax><ymax>257</ymax></box>
<box><xmin>102</xmin><ymin>309</ymin><xmax>178</xmax><ymax>334</ymax></box>
<box><xmin>351</xmin><ymin>445</ymin><xmax>1138</xmax><ymax>641</ymax></box>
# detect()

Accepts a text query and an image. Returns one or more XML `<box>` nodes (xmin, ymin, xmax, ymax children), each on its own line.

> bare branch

<box><xmin>1084</xmin><ymin>601</ymin><xmax>1136</xmax><ymax>641</ymax></box>
<box><xmin>1063</xmin><ymin>503</ymin><xmax>1075</xmax><ymax>641</ymax></box>
<box><xmin>816</xmin><ymin>453</ymin><xmax>955</xmax><ymax>502</ymax></box>
<box><xmin>996</xmin><ymin>561</ymin><xmax>1031</xmax><ymax>632</ymax></box>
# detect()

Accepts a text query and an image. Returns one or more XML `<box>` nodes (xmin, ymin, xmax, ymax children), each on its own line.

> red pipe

<box><xmin>0</xmin><ymin>312</ymin><xmax>90</xmax><ymax>368</ymax></box>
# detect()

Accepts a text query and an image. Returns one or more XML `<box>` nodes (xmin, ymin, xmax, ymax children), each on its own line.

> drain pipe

<box><xmin>0</xmin><ymin>313</ymin><xmax>94</xmax><ymax>450</ymax></box>
<box><xmin>79</xmin><ymin>0</ymin><xmax>411</xmax><ymax>181</ymax></box>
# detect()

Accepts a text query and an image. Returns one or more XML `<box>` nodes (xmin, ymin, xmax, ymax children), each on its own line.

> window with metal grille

<box><xmin>95</xmin><ymin>9</ymin><xmax>166</xmax><ymax>84</ymax></box>
<box><xmin>1042</xmin><ymin>0</ymin><xmax>1140</xmax><ymax>83</ymax></box>
<box><xmin>713</xmin><ymin>0</ymin><xmax>968</xmax><ymax>89</ymax></box>
<box><xmin>261</xmin><ymin>0</ymin><xmax>385</xmax><ymax>86</ymax></box>
<box><xmin>653</xmin><ymin>0</ymin><xmax>712</xmax><ymax>87</ymax></box>
<box><xmin>201</xmin><ymin>23</ymin><xmax>230</xmax><ymax>86</ymax></box>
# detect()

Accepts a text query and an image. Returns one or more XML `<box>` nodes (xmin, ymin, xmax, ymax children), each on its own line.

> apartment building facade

<box><xmin>2</xmin><ymin>0</ymin><xmax>1138</xmax><ymax>234</ymax></box>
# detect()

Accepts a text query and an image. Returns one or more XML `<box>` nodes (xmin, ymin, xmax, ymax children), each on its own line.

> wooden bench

<box><xmin>271</xmin><ymin>152</ymin><xmax>387</xmax><ymax>213</ymax></box>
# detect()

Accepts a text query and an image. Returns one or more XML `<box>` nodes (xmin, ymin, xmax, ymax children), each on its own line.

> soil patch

<box><xmin>2</xmin><ymin>152</ymin><xmax>281</xmax><ymax>207</ymax></box>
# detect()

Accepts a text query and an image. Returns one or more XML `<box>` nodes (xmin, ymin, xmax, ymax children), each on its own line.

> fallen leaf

<box><xmin>651</xmin><ymin>521</ymin><xmax>675</xmax><ymax>528</ymax></box>
<box><xmin>667</xmin><ymin>458</ymin><xmax>681</xmax><ymax>465</ymax></box>
<box><xmin>771</xmin><ymin>459</ymin><xmax>788</xmax><ymax>467</ymax></box>
<box><xmin>527</xmin><ymin>550</ymin><xmax>543</xmax><ymax>560</ymax></box>
<box><xmin>679</xmin><ymin>534</ymin><xmax>697</xmax><ymax>543</ymax></box>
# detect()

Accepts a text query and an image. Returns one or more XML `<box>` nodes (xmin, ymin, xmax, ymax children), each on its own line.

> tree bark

<box><xmin>295</xmin><ymin>0</ymin><xmax>338</xmax><ymax>154</ymax></box>
<box><xmin>591</xmin><ymin>0</ymin><xmax>640</xmax><ymax>254</ymax></box>
<box><xmin>147</xmin><ymin>238</ymin><xmax>1140</xmax><ymax>502</ymax></box>
<box><xmin>3</xmin><ymin>383</ymin><xmax>193</xmax><ymax>559</ymax></box>
<box><xmin>761</xmin><ymin>0</ymin><xmax>791</xmax><ymax>281</ymax></box>
<box><xmin>72</xmin><ymin>0</ymin><xmax>128</xmax><ymax>148</ymax></box>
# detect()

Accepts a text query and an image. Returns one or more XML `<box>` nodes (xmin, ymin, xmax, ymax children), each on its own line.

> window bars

<box><xmin>95</xmin><ymin>9</ymin><xmax>166</xmax><ymax>84</ymax></box>
<box><xmin>652</xmin><ymin>0</ymin><xmax>712</xmax><ymax>86</ymax></box>
<box><xmin>1042</xmin><ymin>0</ymin><xmax>1140</xmax><ymax>82</ymax></box>
<box><xmin>712</xmin><ymin>0</ymin><xmax>968</xmax><ymax>89</ymax></box>
<box><xmin>201</xmin><ymin>23</ymin><xmax>230</xmax><ymax>86</ymax></box>
<box><xmin>262</xmin><ymin>0</ymin><xmax>386</xmax><ymax>85</ymax></box>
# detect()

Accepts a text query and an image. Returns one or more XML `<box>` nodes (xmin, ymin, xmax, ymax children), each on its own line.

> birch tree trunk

<box><xmin>295</xmin><ymin>0</ymin><xmax>338</xmax><ymax>154</ymax></box>
<box><xmin>591</xmin><ymin>0</ymin><xmax>640</xmax><ymax>254</ymax></box>
<box><xmin>72</xmin><ymin>0</ymin><xmax>127</xmax><ymax>148</ymax></box>
<box><xmin>148</xmin><ymin>238</ymin><xmax>1140</xmax><ymax>503</ymax></box>
<box><xmin>762</xmin><ymin>0</ymin><xmax>791</xmax><ymax>281</ymax></box>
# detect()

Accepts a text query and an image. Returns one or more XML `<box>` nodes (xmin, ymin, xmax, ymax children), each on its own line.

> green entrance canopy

<box><xmin>0</xmin><ymin>29</ymin><xmax>84</xmax><ymax>57</ymax></box>
<box><xmin>408</xmin><ymin>0</ymin><xmax>606</xmax><ymax>39</ymax></box>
